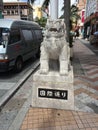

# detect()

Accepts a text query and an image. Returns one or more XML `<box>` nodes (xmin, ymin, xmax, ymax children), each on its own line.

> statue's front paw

<box><xmin>60</xmin><ymin>70</ymin><xmax>68</xmax><ymax>76</ymax></box>
<box><xmin>40</xmin><ymin>69</ymin><xmax>48</xmax><ymax>74</ymax></box>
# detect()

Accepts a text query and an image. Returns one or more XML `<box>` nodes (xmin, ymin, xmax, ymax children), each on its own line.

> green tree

<box><xmin>61</xmin><ymin>3</ymin><xmax>80</xmax><ymax>29</ymax></box>
<box><xmin>35</xmin><ymin>17</ymin><xmax>47</xmax><ymax>27</ymax></box>
<box><xmin>70</xmin><ymin>5</ymin><xmax>80</xmax><ymax>26</ymax></box>
<box><xmin>61</xmin><ymin>2</ymin><xmax>80</xmax><ymax>46</ymax></box>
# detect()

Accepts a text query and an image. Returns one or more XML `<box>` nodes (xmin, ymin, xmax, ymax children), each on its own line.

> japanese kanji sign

<box><xmin>38</xmin><ymin>88</ymin><xmax>68</xmax><ymax>100</ymax></box>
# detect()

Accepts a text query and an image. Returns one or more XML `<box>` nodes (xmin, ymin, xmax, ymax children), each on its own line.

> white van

<box><xmin>0</xmin><ymin>19</ymin><xmax>43</xmax><ymax>72</ymax></box>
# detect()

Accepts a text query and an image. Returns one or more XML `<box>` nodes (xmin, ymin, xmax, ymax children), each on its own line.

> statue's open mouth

<box><xmin>49</xmin><ymin>28</ymin><xmax>58</xmax><ymax>32</ymax></box>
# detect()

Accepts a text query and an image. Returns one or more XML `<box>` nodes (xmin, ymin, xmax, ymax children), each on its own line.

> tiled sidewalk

<box><xmin>20</xmin><ymin>40</ymin><xmax>98</xmax><ymax>130</ymax></box>
<box><xmin>74</xmin><ymin>40</ymin><xmax>98</xmax><ymax>113</ymax></box>
<box><xmin>20</xmin><ymin>108</ymin><xmax>98</xmax><ymax>130</ymax></box>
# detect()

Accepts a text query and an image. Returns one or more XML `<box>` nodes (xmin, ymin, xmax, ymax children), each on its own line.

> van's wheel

<box><xmin>15</xmin><ymin>57</ymin><xmax>23</xmax><ymax>72</ymax></box>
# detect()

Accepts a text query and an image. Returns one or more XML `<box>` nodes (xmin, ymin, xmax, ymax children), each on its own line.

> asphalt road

<box><xmin>0</xmin><ymin>57</ymin><xmax>39</xmax><ymax>130</ymax></box>
<box><xmin>0</xmin><ymin>57</ymin><xmax>37</xmax><ymax>82</ymax></box>
<box><xmin>0</xmin><ymin>56</ymin><xmax>39</xmax><ymax>108</ymax></box>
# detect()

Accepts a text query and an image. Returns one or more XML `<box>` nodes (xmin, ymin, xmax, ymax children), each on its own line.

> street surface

<box><xmin>0</xmin><ymin>58</ymin><xmax>34</xmax><ymax>102</ymax></box>
<box><xmin>0</xmin><ymin>56</ymin><xmax>39</xmax><ymax>130</ymax></box>
<box><xmin>0</xmin><ymin>56</ymin><xmax>39</xmax><ymax>107</ymax></box>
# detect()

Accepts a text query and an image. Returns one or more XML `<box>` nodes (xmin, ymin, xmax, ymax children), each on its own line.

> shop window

<box><xmin>11</xmin><ymin>10</ymin><xmax>14</xmax><ymax>15</ymax></box>
<box><xmin>15</xmin><ymin>10</ymin><xmax>18</xmax><ymax>14</ymax></box>
<box><xmin>7</xmin><ymin>10</ymin><xmax>10</xmax><ymax>15</ymax></box>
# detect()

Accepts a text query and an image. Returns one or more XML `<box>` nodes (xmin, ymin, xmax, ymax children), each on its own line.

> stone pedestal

<box><xmin>31</xmin><ymin>67</ymin><xmax>74</xmax><ymax>110</ymax></box>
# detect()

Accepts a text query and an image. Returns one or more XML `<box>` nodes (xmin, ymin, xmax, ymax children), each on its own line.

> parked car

<box><xmin>0</xmin><ymin>19</ymin><xmax>43</xmax><ymax>72</ymax></box>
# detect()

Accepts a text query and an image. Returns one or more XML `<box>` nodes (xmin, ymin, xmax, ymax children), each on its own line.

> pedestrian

<box><xmin>74</xmin><ymin>29</ymin><xmax>79</xmax><ymax>38</ymax></box>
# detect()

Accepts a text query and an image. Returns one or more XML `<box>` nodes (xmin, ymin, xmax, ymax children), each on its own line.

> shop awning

<box><xmin>84</xmin><ymin>12</ymin><xmax>98</xmax><ymax>24</ymax></box>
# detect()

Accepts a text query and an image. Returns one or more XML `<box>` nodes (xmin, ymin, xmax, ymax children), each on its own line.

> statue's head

<box><xmin>46</xmin><ymin>19</ymin><xmax>65</xmax><ymax>33</ymax></box>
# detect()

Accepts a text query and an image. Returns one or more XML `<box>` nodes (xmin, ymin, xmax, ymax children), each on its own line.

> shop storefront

<box><xmin>84</xmin><ymin>12</ymin><xmax>98</xmax><ymax>43</ymax></box>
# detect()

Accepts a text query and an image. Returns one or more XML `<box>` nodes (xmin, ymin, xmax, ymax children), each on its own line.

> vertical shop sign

<box><xmin>81</xmin><ymin>10</ymin><xmax>85</xmax><ymax>23</ymax></box>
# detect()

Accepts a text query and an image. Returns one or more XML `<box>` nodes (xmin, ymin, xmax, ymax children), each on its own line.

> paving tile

<box><xmin>62</xmin><ymin>126</ymin><xmax>68</xmax><ymax>130</ymax></box>
<box><xmin>91</xmin><ymin>128</ymin><xmax>98</xmax><ymax>130</ymax></box>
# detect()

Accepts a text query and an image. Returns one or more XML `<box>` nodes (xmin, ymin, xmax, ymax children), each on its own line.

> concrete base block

<box><xmin>31</xmin><ymin>67</ymin><xmax>74</xmax><ymax>110</ymax></box>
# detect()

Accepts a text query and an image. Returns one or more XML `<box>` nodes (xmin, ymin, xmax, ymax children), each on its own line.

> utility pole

<box><xmin>64</xmin><ymin>0</ymin><xmax>73</xmax><ymax>60</ymax></box>
<box><xmin>64</xmin><ymin>0</ymin><xmax>70</xmax><ymax>43</ymax></box>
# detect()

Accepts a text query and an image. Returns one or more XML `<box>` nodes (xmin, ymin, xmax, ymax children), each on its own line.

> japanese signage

<box><xmin>38</xmin><ymin>88</ymin><xmax>68</xmax><ymax>100</ymax></box>
<box><xmin>81</xmin><ymin>10</ymin><xmax>85</xmax><ymax>23</ymax></box>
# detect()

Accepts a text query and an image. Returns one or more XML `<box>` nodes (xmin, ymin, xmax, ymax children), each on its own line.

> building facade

<box><xmin>0</xmin><ymin>0</ymin><xmax>3</xmax><ymax>18</ymax></box>
<box><xmin>33</xmin><ymin>5</ymin><xmax>42</xmax><ymax>19</ymax></box>
<box><xmin>3</xmin><ymin>1</ymin><xmax>33</xmax><ymax>21</ymax></box>
<box><xmin>76</xmin><ymin>0</ymin><xmax>86</xmax><ymax>26</ymax></box>
<box><xmin>85</xmin><ymin>0</ymin><xmax>97</xmax><ymax>18</ymax></box>
<box><xmin>72</xmin><ymin>0</ymin><xmax>86</xmax><ymax>38</ymax></box>
<box><xmin>84</xmin><ymin>0</ymin><xmax>98</xmax><ymax>40</ymax></box>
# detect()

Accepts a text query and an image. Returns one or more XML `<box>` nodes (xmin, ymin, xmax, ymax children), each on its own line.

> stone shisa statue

<box><xmin>32</xmin><ymin>19</ymin><xmax>74</xmax><ymax>110</ymax></box>
<box><xmin>40</xmin><ymin>19</ymin><xmax>70</xmax><ymax>75</ymax></box>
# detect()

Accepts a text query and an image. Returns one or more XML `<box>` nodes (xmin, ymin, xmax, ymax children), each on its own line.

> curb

<box><xmin>0</xmin><ymin>61</ymin><xmax>39</xmax><ymax>109</ymax></box>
